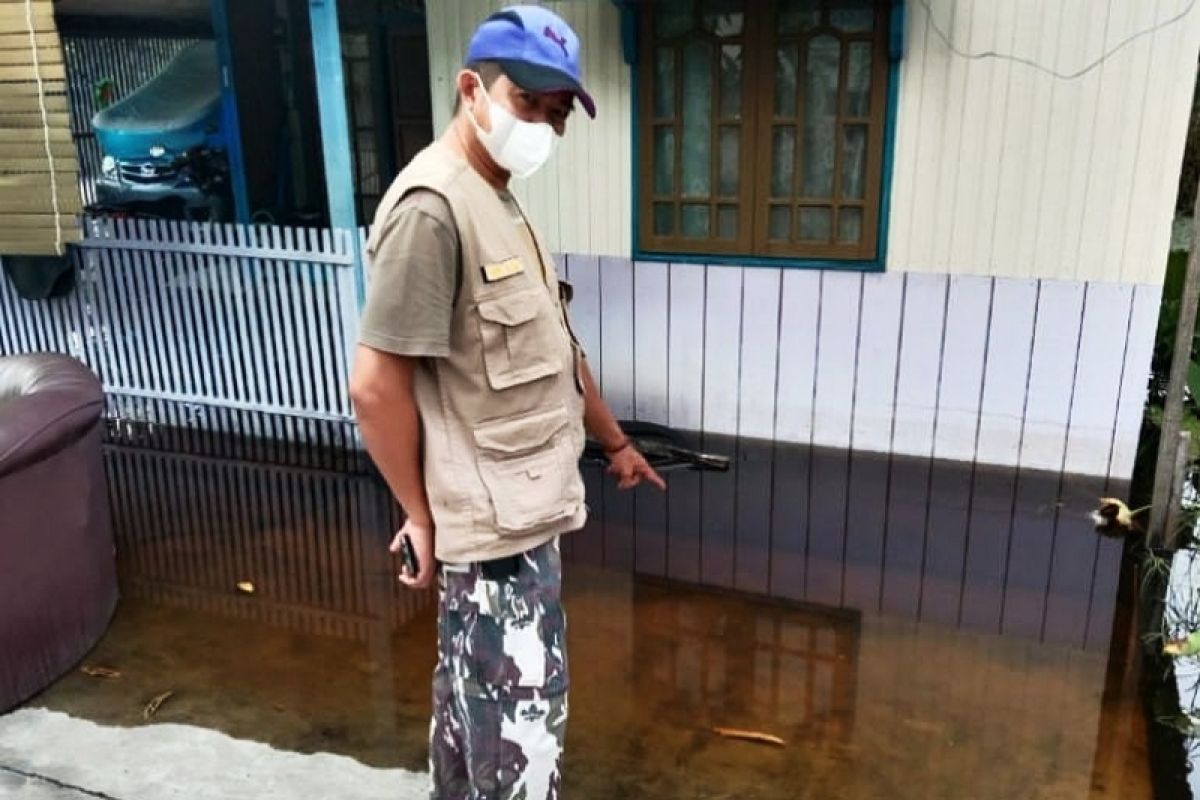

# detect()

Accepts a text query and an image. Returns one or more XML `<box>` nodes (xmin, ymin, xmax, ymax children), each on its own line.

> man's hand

<box><xmin>578</xmin><ymin>360</ymin><xmax>666</xmax><ymax>492</ymax></box>
<box><xmin>606</xmin><ymin>444</ymin><xmax>667</xmax><ymax>491</ymax></box>
<box><xmin>390</xmin><ymin>518</ymin><xmax>435</xmax><ymax>589</ymax></box>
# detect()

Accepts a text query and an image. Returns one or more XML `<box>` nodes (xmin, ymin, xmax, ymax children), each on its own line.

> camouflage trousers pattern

<box><xmin>429</xmin><ymin>538</ymin><xmax>569</xmax><ymax>800</ymax></box>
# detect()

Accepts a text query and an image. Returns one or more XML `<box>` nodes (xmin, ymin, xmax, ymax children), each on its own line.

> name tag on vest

<box><xmin>481</xmin><ymin>257</ymin><xmax>525</xmax><ymax>283</ymax></box>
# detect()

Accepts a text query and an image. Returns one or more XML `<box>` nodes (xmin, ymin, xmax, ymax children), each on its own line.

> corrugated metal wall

<box><xmin>425</xmin><ymin>0</ymin><xmax>631</xmax><ymax>258</ymax></box>
<box><xmin>425</xmin><ymin>0</ymin><xmax>1200</xmax><ymax>284</ymax></box>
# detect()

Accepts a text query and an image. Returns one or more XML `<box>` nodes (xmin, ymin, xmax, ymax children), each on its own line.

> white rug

<box><xmin>0</xmin><ymin>708</ymin><xmax>429</xmax><ymax>799</ymax></box>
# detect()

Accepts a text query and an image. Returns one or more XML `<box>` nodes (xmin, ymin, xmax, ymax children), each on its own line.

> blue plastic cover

<box><xmin>92</xmin><ymin>41</ymin><xmax>223</xmax><ymax>160</ymax></box>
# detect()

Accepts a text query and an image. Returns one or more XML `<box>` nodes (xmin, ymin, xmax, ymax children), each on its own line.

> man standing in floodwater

<box><xmin>349</xmin><ymin>6</ymin><xmax>665</xmax><ymax>798</ymax></box>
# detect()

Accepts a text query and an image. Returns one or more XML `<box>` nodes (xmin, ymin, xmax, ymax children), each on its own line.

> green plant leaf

<box><xmin>1189</xmin><ymin>359</ymin><xmax>1200</xmax><ymax>402</ymax></box>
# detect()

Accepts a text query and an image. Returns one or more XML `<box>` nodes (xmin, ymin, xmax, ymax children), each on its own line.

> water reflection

<box><xmin>104</xmin><ymin>436</ymin><xmax>1123</xmax><ymax>653</ymax></box>
<box><xmin>633</xmin><ymin>579</ymin><xmax>859</xmax><ymax>742</ymax></box>
<box><xmin>574</xmin><ymin>435</ymin><xmax>1124</xmax><ymax>652</ymax></box>
<box><xmin>44</xmin><ymin>433</ymin><xmax>1148</xmax><ymax>798</ymax></box>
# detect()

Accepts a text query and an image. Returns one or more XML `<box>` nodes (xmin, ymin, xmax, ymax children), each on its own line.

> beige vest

<box><xmin>368</xmin><ymin>142</ymin><xmax>588</xmax><ymax>563</ymax></box>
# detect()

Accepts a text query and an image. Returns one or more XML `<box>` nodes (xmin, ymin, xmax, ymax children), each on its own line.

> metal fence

<box><xmin>0</xmin><ymin>216</ymin><xmax>363</xmax><ymax>458</ymax></box>
<box><xmin>62</xmin><ymin>36</ymin><xmax>202</xmax><ymax>208</ymax></box>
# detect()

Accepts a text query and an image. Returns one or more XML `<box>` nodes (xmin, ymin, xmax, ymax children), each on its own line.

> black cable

<box><xmin>916</xmin><ymin>0</ymin><xmax>1198</xmax><ymax>81</ymax></box>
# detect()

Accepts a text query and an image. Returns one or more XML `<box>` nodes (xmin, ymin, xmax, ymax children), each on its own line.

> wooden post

<box><xmin>1164</xmin><ymin>430</ymin><xmax>1193</xmax><ymax>549</ymax></box>
<box><xmin>1149</xmin><ymin>181</ymin><xmax>1200</xmax><ymax>547</ymax></box>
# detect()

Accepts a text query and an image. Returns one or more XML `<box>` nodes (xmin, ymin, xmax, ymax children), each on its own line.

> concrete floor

<box><xmin>0</xmin><ymin>709</ymin><xmax>425</xmax><ymax>799</ymax></box>
<box><xmin>1</xmin><ymin>768</ymin><xmax>95</xmax><ymax>800</ymax></box>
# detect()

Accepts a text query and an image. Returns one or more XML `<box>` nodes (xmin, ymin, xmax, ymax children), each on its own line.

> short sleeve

<box><xmin>359</xmin><ymin>190</ymin><xmax>459</xmax><ymax>358</ymax></box>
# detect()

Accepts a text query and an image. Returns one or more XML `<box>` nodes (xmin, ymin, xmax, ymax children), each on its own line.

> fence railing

<box><xmin>1</xmin><ymin>217</ymin><xmax>362</xmax><ymax>437</ymax></box>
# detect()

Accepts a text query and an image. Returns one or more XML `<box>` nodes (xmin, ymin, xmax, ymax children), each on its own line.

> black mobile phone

<box><xmin>400</xmin><ymin>533</ymin><xmax>420</xmax><ymax>578</ymax></box>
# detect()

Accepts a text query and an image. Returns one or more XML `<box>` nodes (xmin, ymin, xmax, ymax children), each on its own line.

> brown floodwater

<box><xmin>19</xmin><ymin>434</ymin><xmax>1157</xmax><ymax>799</ymax></box>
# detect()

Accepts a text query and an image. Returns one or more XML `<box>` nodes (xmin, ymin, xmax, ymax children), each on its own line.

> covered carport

<box><xmin>51</xmin><ymin>0</ymin><xmax>430</xmax><ymax>240</ymax></box>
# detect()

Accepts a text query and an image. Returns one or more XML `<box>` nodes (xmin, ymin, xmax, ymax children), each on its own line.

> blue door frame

<box><xmin>309</xmin><ymin>0</ymin><xmax>366</xmax><ymax>308</ymax></box>
<box><xmin>210</xmin><ymin>0</ymin><xmax>251</xmax><ymax>224</ymax></box>
<box><xmin>209</xmin><ymin>0</ymin><xmax>366</xmax><ymax>307</ymax></box>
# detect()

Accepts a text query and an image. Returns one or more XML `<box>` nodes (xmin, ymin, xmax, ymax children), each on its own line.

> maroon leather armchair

<box><xmin>0</xmin><ymin>353</ymin><xmax>116</xmax><ymax>711</ymax></box>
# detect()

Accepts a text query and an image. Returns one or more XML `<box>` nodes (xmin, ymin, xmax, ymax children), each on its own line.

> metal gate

<box><xmin>0</xmin><ymin>216</ymin><xmax>363</xmax><ymax>459</ymax></box>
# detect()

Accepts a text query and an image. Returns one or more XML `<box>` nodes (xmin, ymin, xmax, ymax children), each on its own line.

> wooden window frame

<box><xmin>637</xmin><ymin>0</ymin><xmax>891</xmax><ymax>264</ymax></box>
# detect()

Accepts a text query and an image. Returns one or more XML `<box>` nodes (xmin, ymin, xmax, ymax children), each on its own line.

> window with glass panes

<box><xmin>639</xmin><ymin>0</ymin><xmax>889</xmax><ymax>261</ymax></box>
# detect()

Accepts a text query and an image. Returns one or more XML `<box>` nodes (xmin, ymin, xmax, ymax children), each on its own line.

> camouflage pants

<box><xmin>429</xmin><ymin>538</ymin><xmax>569</xmax><ymax>800</ymax></box>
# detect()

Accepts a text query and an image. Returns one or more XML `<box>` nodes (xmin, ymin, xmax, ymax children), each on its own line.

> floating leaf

<box><xmin>81</xmin><ymin>665</ymin><xmax>121</xmax><ymax>679</ymax></box>
<box><xmin>712</xmin><ymin>727</ymin><xmax>785</xmax><ymax>746</ymax></box>
<box><xmin>1092</xmin><ymin>497</ymin><xmax>1136</xmax><ymax>532</ymax></box>
<box><xmin>143</xmin><ymin>690</ymin><xmax>174</xmax><ymax>720</ymax></box>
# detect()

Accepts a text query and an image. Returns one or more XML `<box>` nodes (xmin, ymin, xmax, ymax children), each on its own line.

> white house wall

<box><xmin>420</xmin><ymin>1</ymin><xmax>1199</xmax><ymax>478</ymax></box>
<box><xmin>889</xmin><ymin>0</ymin><xmax>1200</xmax><ymax>285</ymax></box>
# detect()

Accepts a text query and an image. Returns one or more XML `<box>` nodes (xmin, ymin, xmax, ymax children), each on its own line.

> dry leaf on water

<box><xmin>80</xmin><ymin>665</ymin><xmax>121</xmax><ymax>679</ymax></box>
<box><xmin>712</xmin><ymin>727</ymin><xmax>786</xmax><ymax>747</ymax></box>
<box><xmin>1091</xmin><ymin>498</ymin><xmax>1135</xmax><ymax>532</ymax></box>
<box><xmin>143</xmin><ymin>690</ymin><xmax>174</xmax><ymax>720</ymax></box>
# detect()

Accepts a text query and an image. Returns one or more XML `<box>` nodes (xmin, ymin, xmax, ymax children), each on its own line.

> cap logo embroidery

<box><xmin>543</xmin><ymin>25</ymin><xmax>569</xmax><ymax>57</ymax></box>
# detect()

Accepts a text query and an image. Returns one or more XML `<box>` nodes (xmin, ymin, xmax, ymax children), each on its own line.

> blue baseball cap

<box><xmin>465</xmin><ymin>5</ymin><xmax>596</xmax><ymax>118</ymax></box>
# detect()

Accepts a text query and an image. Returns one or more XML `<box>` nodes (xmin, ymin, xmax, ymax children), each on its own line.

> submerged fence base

<box><xmin>105</xmin><ymin>444</ymin><xmax>427</xmax><ymax>642</ymax></box>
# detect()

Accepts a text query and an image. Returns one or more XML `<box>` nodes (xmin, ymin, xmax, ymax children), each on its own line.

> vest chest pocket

<box><xmin>473</xmin><ymin>406</ymin><xmax>584</xmax><ymax>534</ymax></box>
<box><xmin>476</xmin><ymin>288</ymin><xmax>563</xmax><ymax>391</ymax></box>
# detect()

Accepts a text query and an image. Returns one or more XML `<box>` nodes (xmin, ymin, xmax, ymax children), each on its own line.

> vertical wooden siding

<box><xmin>876</xmin><ymin>0</ymin><xmax>1198</xmax><ymax>284</ymax></box>
<box><xmin>0</xmin><ymin>216</ymin><xmax>1153</xmax><ymax>478</ymax></box>
<box><xmin>561</xmin><ymin>254</ymin><xmax>1158</xmax><ymax>481</ymax></box>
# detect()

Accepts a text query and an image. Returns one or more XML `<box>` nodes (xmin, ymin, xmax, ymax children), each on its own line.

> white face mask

<box><xmin>467</xmin><ymin>74</ymin><xmax>558</xmax><ymax>179</ymax></box>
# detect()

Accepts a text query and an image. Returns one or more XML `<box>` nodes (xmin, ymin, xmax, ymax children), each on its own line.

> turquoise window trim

<box><xmin>627</xmin><ymin>0</ymin><xmax>905</xmax><ymax>273</ymax></box>
<box><xmin>612</xmin><ymin>0</ymin><xmax>638</xmax><ymax>65</ymax></box>
<box><xmin>635</xmin><ymin>251</ymin><xmax>885</xmax><ymax>273</ymax></box>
